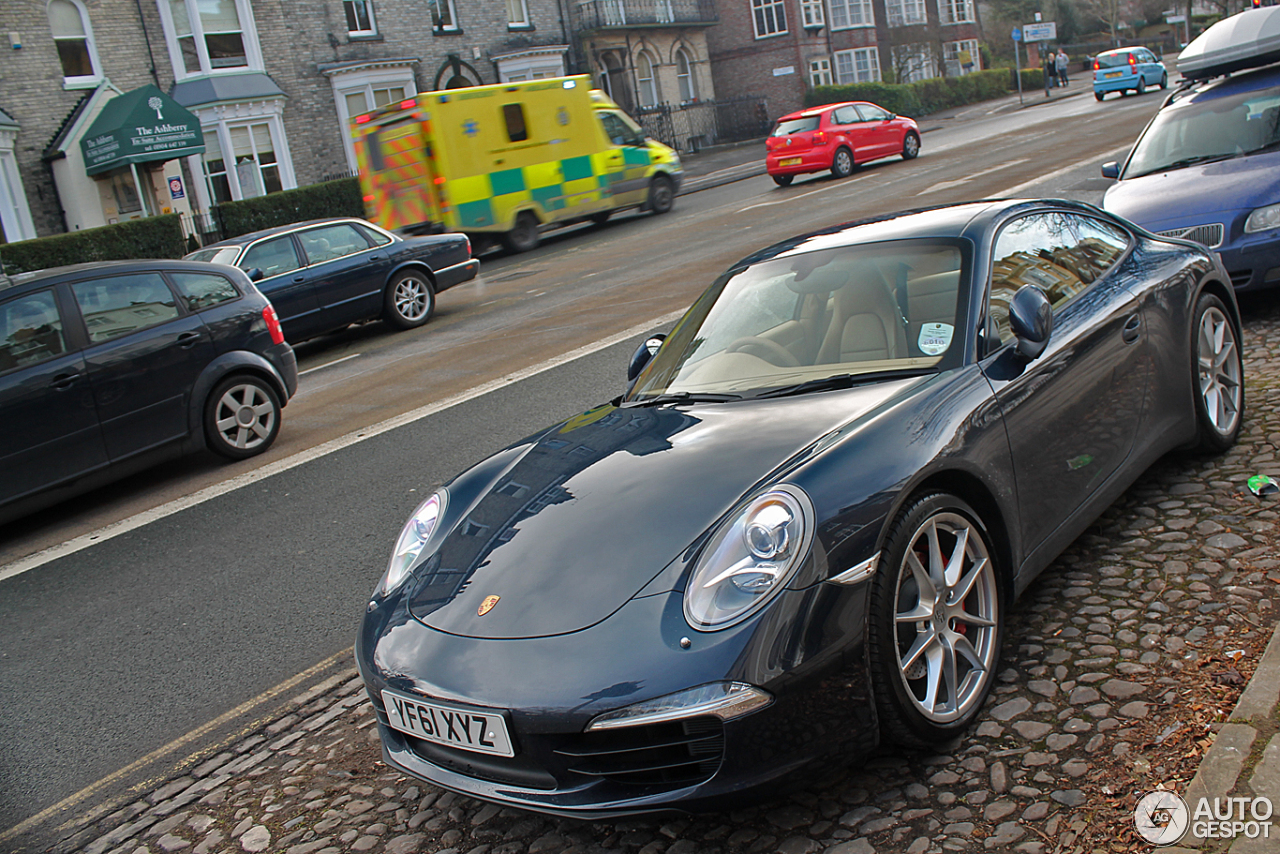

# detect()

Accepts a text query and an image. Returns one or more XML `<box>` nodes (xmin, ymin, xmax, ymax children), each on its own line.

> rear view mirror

<box><xmin>1101</xmin><ymin>161</ymin><xmax>1120</xmax><ymax>179</ymax></box>
<box><xmin>628</xmin><ymin>334</ymin><xmax>666</xmax><ymax>381</ymax></box>
<box><xmin>1009</xmin><ymin>285</ymin><xmax>1053</xmax><ymax>360</ymax></box>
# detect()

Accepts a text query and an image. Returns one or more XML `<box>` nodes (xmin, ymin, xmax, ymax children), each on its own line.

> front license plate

<box><xmin>1105</xmin><ymin>71</ymin><xmax>1122</xmax><ymax>78</ymax></box>
<box><xmin>382</xmin><ymin>689</ymin><xmax>515</xmax><ymax>757</ymax></box>
<box><xmin>779</xmin><ymin>157</ymin><xmax>802</xmax><ymax>166</ymax></box>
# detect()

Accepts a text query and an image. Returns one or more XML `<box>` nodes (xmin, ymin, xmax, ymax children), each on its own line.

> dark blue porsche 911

<box><xmin>357</xmin><ymin>199</ymin><xmax>1242</xmax><ymax>817</ymax></box>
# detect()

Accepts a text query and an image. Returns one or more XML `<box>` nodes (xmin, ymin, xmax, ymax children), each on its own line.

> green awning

<box><xmin>80</xmin><ymin>85</ymin><xmax>204</xmax><ymax>176</ymax></box>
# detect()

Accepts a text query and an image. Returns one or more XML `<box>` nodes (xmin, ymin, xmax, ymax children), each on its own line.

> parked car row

<box><xmin>0</xmin><ymin>216</ymin><xmax>479</xmax><ymax>525</ymax></box>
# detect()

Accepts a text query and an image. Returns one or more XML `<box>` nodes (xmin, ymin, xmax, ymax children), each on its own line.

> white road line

<box><xmin>298</xmin><ymin>353</ymin><xmax>361</xmax><ymax>376</ymax></box>
<box><xmin>0</xmin><ymin>310</ymin><xmax>685</xmax><ymax>583</ymax></box>
<box><xmin>998</xmin><ymin>144</ymin><xmax>1132</xmax><ymax>197</ymax></box>
<box><xmin>736</xmin><ymin>178</ymin><xmax>874</xmax><ymax>213</ymax></box>
<box><xmin>918</xmin><ymin>159</ymin><xmax>1030</xmax><ymax>194</ymax></box>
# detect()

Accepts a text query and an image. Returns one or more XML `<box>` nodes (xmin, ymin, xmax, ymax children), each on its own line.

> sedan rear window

<box><xmin>186</xmin><ymin>247</ymin><xmax>240</xmax><ymax>265</ymax></box>
<box><xmin>772</xmin><ymin>117</ymin><xmax>820</xmax><ymax>136</ymax></box>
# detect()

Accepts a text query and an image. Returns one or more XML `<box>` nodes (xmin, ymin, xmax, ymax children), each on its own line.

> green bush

<box><xmin>214</xmin><ymin>178</ymin><xmax>364</xmax><ymax>239</ymax></box>
<box><xmin>0</xmin><ymin>214</ymin><xmax>187</xmax><ymax>275</ymax></box>
<box><xmin>805</xmin><ymin>68</ymin><xmax>1030</xmax><ymax>116</ymax></box>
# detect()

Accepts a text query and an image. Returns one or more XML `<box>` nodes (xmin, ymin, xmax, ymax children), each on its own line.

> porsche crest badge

<box><xmin>478</xmin><ymin>595</ymin><xmax>500</xmax><ymax>616</ymax></box>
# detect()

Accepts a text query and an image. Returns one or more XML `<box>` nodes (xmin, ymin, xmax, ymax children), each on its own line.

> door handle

<box><xmin>368</xmin><ymin>254</ymin><xmax>382</xmax><ymax>262</ymax></box>
<box><xmin>50</xmin><ymin>371</ymin><xmax>81</xmax><ymax>390</ymax></box>
<box><xmin>177</xmin><ymin>331</ymin><xmax>202</xmax><ymax>349</ymax></box>
<box><xmin>293</xmin><ymin>275</ymin><xmax>307</xmax><ymax>283</ymax></box>
<box><xmin>1122</xmin><ymin>313</ymin><xmax>1141</xmax><ymax>343</ymax></box>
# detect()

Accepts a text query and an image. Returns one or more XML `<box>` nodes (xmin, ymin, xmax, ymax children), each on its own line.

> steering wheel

<box><xmin>727</xmin><ymin>336</ymin><xmax>801</xmax><ymax>367</ymax></box>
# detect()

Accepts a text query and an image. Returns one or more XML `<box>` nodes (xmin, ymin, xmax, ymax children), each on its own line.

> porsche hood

<box><xmin>405</xmin><ymin>382</ymin><xmax>917</xmax><ymax>639</ymax></box>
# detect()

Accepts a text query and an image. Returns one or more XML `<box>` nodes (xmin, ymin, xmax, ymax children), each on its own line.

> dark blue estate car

<box><xmin>186</xmin><ymin>218</ymin><xmax>479</xmax><ymax>344</ymax></box>
<box><xmin>1103</xmin><ymin>8</ymin><xmax>1280</xmax><ymax>292</ymax></box>
<box><xmin>0</xmin><ymin>260</ymin><xmax>298</xmax><ymax>524</ymax></box>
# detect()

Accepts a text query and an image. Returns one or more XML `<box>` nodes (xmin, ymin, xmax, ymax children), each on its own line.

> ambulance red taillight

<box><xmin>263</xmin><ymin>305</ymin><xmax>285</xmax><ymax>345</ymax></box>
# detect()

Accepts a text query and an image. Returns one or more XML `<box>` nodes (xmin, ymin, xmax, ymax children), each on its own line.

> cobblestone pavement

<box><xmin>42</xmin><ymin>295</ymin><xmax>1280</xmax><ymax>854</ymax></box>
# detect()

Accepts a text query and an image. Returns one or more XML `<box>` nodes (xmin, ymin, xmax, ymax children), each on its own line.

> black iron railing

<box><xmin>575</xmin><ymin>0</ymin><xmax>717</xmax><ymax>29</ymax></box>
<box><xmin>634</xmin><ymin>96</ymin><xmax>769</xmax><ymax>152</ymax></box>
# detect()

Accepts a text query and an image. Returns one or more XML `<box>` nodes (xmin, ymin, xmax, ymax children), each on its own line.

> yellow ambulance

<box><xmin>352</xmin><ymin>76</ymin><xmax>683</xmax><ymax>253</ymax></box>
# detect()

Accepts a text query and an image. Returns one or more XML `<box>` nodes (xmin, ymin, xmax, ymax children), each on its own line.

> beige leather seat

<box><xmin>816</xmin><ymin>272</ymin><xmax>907</xmax><ymax>364</ymax></box>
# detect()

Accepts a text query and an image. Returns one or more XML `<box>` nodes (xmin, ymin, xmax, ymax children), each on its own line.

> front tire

<box><xmin>501</xmin><ymin>212</ymin><xmax>541</xmax><ymax>253</ymax></box>
<box><xmin>647</xmin><ymin>175</ymin><xmax>675</xmax><ymax>214</ymax></box>
<box><xmin>771</xmin><ymin>174</ymin><xmax>794</xmax><ymax>187</ymax></box>
<box><xmin>868</xmin><ymin>493</ymin><xmax>1003</xmax><ymax>747</ymax></box>
<box><xmin>1191</xmin><ymin>293</ymin><xmax>1244</xmax><ymax>453</ymax></box>
<box><xmin>902</xmin><ymin>132</ymin><xmax>921</xmax><ymax>160</ymax></box>
<box><xmin>383</xmin><ymin>270</ymin><xmax>435</xmax><ymax>330</ymax></box>
<box><xmin>205</xmin><ymin>375</ymin><xmax>282</xmax><ymax>461</ymax></box>
<box><xmin>831</xmin><ymin>147</ymin><xmax>855</xmax><ymax>178</ymax></box>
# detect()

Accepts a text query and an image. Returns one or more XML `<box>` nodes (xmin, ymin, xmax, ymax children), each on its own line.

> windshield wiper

<box><xmin>1137</xmin><ymin>152</ymin><xmax>1238</xmax><ymax>176</ymax></box>
<box><xmin>753</xmin><ymin>368</ymin><xmax>930</xmax><ymax>399</ymax></box>
<box><xmin>621</xmin><ymin>391</ymin><xmax>743</xmax><ymax>408</ymax></box>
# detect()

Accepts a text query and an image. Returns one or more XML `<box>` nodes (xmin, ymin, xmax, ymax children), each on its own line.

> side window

<box><xmin>170</xmin><ymin>271</ymin><xmax>240</xmax><ymax>312</ymax></box>
<box><xmin>831</xmin><ymin>106</ymin><xmax>860</xmax><ymax>125</ymax></box>
<box><xmin>0</xmin><ymin>290</ymin><xmax>68</xmax><ymax>372</ymax></box>
<box><xmin>1065</xmin><ymin>216</ymin><xmax>1130</xmax><ymax>282</ymax></box>
<box><xmin>601</xmin><ymin>112</ymin><xmax>643</xmax><ymax>146</ymax></box>
<box><xmin>72</xmin><ymin>273</ymin><xmax>180</xmax><ymax>344</ymax></box>
<box><xmin>503</xmin><ymin>103</ymin><xmax>528</xmax><ymax>143</ymax></box>
<box><xmin>241</xmin><ymin>236</ymin><xmax>302</xmax><ymax>279</ymax></box>
<box><xmin>987</xmin><ymin>213</ymin><xmax>1100</xmax><ymax>344</ymax></box>
<box><xmin>354</xmin><ymin>223</ymin><xmax>393</xmax><ymax>247</ymax></box>
<box><xmin>299</xmin><ymin>224</ymin><xmax>370</xmax><ymax>265</ymax></box>
<box><xmin>856</xmin><ymin>104</ymin><xmax>889</xmax><ymax>121</ymax></box>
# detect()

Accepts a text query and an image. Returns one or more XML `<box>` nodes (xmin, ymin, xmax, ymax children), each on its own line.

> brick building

<box><xmin>705</xmin><ymin>0</ymin><xmax>984</xmax><ymax>120</ymax></box>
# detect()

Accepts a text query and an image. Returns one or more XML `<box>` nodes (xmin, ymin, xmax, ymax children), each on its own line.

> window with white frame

<box><xmin>891</xmin><ymin>43</ymin><xmax>936</xmax><ymax>81</ymax></box>
<box><xmin>331</xmin><ymin>65</ymin><xmax>416</xmax><ymax>170</ymax></box>
<box><xmin>829</xmin><ymin>0</ymin><xmax>873</xmax><ymax>28</ymax></box>
<box><xmin>939</xmin><ymin>0</ymin><xmax>974</xmax><ymax>24</ymax></box>
<box><xmin>160</xmin><ymin>0</ymin><xmax>261</xmax><ymax>78</ymax></box>
<box><xmin>48</xmin><ymin>0</ymin><xmax>102</xmax><ymax>87</ymax></box>
<box><xmin>752</xmin><ymin>0</ymin><xmax>787</xmax><ymax>37</ymax></box>
<box><xmin>506</xmin><ymin>0</ymin><xmax>530</xmax><ymax>27</ymax></box>
<box><xmin>636</xmin><ymin>52</ymin><xmax>657</xmax><ymax>106</ymax></box>
<box><xmin>809</xmin><ymin>58</ymin><xmax>832</xmax><ymax>87</ymax></box>
<box><xmin>344</xmin><ymin>0</ymin><xmax>377</xmax><ymax>35</ymax></box>
<box><xmin>944</xmin><ymin>39</ymin><xmax>980</xmax><ymax>72</ymax></box>
<box><xmin>433</xmin><ymin>0</ymin><xmax>460</xmax><ymax>30</ymax></box>
<box><xmin>885</xmin><ymin>0</ymin><xmax>925</xmax><ymax>26</ymax></box>
<box><xmin>675</xmin><ymin>48</ymin><xmax>696</xmax><ymax>101</ymax></box>
<box><xmin>0</xmin><ymin>125</ymin><xmax>36</xmax><ymax>242</ymax></box>
<box><xmin>800</xmin><ymin>0</ymin><xmax>824</xmax><ymax>28</ymax></box>
<box><xmin>834</xmin><ymin>47</ymin><xmax>880</xmax><ymax>83</ymax></box>
<box><xmin>194</xmin><ymin>112</ymin><xmax>293</xmax><ymax>205</ymax></box>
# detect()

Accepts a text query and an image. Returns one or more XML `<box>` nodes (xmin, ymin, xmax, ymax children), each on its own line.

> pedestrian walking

<box><xmin>1056</xmin><ymin>48</ymin><xmax>1070</xmax><ymax>86</ymax></box>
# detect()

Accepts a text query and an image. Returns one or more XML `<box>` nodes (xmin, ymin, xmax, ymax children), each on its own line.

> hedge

<box><xmin>0</xmin><ymin>214</ymin><xmax>187</xmax><ymax>275</ymax></box>
<box><xmin>214</xmin><ymin>178</ymin><xmax>365</xmax><ymax>240</ymax></box>
<box><xmin>806</xmin><ymin>67</ymin><xmax>1045</xmax><ymax>116</ymax></box>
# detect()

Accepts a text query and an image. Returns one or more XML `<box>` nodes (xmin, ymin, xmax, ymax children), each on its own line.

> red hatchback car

<box><xmin>766</xmin><ymin>101</ymin><xmax>921</xmax><ymax>186</ymax></box>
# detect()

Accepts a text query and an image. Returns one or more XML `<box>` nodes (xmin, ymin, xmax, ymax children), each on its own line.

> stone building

<box><xmin>705</xmin><ymin>0</ymin><xmax>984</xmax><ymax>119</ymax></box>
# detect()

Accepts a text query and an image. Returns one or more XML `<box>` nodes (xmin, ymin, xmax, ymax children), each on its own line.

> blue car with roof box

<box><xmin>1102</xmin><ymin>7</ymin><xmax>1280</xmax><ymax>292</ymax></box>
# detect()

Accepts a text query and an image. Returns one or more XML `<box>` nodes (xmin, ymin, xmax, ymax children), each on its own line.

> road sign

<box><xmin>1012</xmin><ymin>27</ymin><xmax>1021</xmax><ymax>41</ymax></box>
<box><xmin>1023</xmin><ymin>22</ymin><xmax>1057</xmax><ymax>42</ymax></box>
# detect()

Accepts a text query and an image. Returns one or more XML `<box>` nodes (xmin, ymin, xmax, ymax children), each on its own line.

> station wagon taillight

<box><xmin>263</xmin><ymin>305</ymin><xmax>285</xmax><ymax>346</ymax></box>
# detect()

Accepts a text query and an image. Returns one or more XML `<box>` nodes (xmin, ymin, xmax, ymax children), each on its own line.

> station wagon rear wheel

<box><xmin>1192</xmin><ymin>293</ymin><xmax>1243</xmax><ymax>453</ymax></box>
<box><xmin>384</xmin><ymin>270</ymin><xmax>435</xmax><ymax>330</ymax></box>
<box><xmin>869</xmin><ymin>492</ymin><xmax>1003</xmax><ymax>747</ymax></box>
<box><xmin>205</xmin><ymin>375</ymin><xmax>281</xmax><ymax>461</ymax></box>
<box><xmin>831</xmin><ymin>147</ymin><xmax>855</xmax><ymax>179</ymax></box>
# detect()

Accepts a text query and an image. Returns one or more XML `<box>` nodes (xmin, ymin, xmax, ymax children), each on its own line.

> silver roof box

<box><xmin>1178</xmin><ymin>7</ymin><xmax>1280</xmax><ymax>80</ymax></box>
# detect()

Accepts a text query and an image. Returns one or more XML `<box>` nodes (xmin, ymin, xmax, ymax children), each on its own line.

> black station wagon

<box><xmin>0</xmin><ymin>260</ymin><xmax>298</xmax><ymax>524</ymax></box>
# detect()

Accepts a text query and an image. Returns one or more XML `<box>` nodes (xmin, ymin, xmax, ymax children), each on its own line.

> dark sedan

<box><xmin>0</xmin><ymin>260</ymin><xmax>297</xmax><ymax>524</ymax></box>
<box><xmin>357</xmin><ymin>200</ymin><xmax>1241</xmax><ymax>816</ymax></box>
<box><xmin>186</xmin><ymin>218</ymin><xmax>479</xmax><ymax>343</ymax></box>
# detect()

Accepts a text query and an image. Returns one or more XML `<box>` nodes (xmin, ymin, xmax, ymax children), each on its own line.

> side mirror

<box><xmin>627</xmin><ymin>334</ymin><xmax>666</xmax><ymax>381</ymax></box>
<box><xmin>1100</xmin><ymin>161</ymin><xmax>1120</xmax><ymax>180</ymax></box>
<box><xmin>1009</xmin><ymin>284</ymin><xmax>1053</xmax><ymax>360</ymax></box>
<box><xmin>246</xmin><ymin>267</ymin><xmax>266</xmax><ymax>282</ymax></box>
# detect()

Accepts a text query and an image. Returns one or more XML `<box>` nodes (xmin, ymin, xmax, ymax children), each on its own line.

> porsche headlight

<box><xmin>378</xmin><ymin>490</ymin><xmax>446</xmax><ymax>596</ymax></box>
<box><xmin>684</xmin><ymin>485</ymin><xmax>814</xmax><ymax>630</ymax></box>
<box><xmin>1246</xmin><ymin>203</ymin><xmax>1280</xmax><ymax>234</ymax></box>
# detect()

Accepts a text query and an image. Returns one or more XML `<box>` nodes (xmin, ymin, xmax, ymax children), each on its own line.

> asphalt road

<box><xmin>0</xmin><ymin>89</ymin><xmax>1165</xmax><ymax>837</ymax></box>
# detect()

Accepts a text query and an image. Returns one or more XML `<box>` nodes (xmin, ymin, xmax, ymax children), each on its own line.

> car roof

<box><xmin>1096</xmin><ymin>47</ymin><xmax>1149</xmax><ymax>57</ymax></box>
<box><xmin>198</xmin><ymin>217</ymin><xmax>382</xmax><ymax>249</ymax></box>
<box><xmin>1</xmin><ymin>259</ymin><xmax>240</xmax><ymax>294</ymax></box>
<box><xmin>776</xmin><ymin>102</ymin><xmax>876</xmax><ymax>121</ymax></box>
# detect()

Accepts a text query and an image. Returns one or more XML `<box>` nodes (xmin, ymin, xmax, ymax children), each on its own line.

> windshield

<box><xmin>772</xmin><ymin>117</ymin><xmax>820</xmax><ymax>136</ymax></box>
<box><xmin>1125</xmin><ymin>88</ymin><xmax>1280</xmax><ymax>177</ymax></box>
<box><xmin>185</xmin><ymin>247</ymin><xmax>242</xmax><ymax>265</ymax></box>
<box><xmin>627</xmin><ymin>240</ymin><xmax>967</xmax><ymax>401</ymax></box>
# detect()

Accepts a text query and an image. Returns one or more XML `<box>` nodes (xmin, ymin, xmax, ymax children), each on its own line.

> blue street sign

<box><xmin>1012</xmin><ymin>27</ymin><xmax>1021</xmax><ymax>41</ymax></box>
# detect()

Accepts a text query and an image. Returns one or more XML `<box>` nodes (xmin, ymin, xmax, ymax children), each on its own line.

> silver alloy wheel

<box><xmin>892</xmin><ymin>511</ymin><xmax>999</xmax><ymax>724</ymax></box>
<box><xmin>213</xmin><ymin>382</ymin><xmax>276</xmax><ymax>451</ymax></box>
<box><xmin>1197</xmin><ymin>305</ymin><xmax>1242</xmax><ymax>437</ymax></box>
<box><xmin>393</xmin><ymin>274</ymin><xmax>431</xmax><ymax>322</ymax></box>
<box><xmin>903</xmin><ymin>133</ymin><xmax>920</xmax><ymax>159</ymax></box>
<box><xmin>832</xmin><ymin>148</ymin><xmax>854</xmax><ymax>177</ymax></box>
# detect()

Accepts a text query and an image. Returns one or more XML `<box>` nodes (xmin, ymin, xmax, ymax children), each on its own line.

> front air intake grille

<box><xmin>553</xmin><ymin>717</ymin><xmax>725</xmax><ymax>786</ymax></box>
<box><xmin>1230</xmin><ymin>269</ymin><xmax>1254</xmax><ymax>289</ymax></box>
<box><xmin>1156</xmin><ymin>223</ymin><xmax>1224</xmax><ymax>249</ymax></box>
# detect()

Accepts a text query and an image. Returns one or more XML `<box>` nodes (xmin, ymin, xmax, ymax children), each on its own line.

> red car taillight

<box><xmin>1128</xmin><ymin>54</ymin><xmax>1137</xmax><ymax>66</ymax></box>
<box><xmin>263</xmin><ymin>304</ymin><xmax>285</xmax><ymax>346</ymax></box>
<box><xmin>812</xmin><ymin>131</ymin><xmax>827</xmax><ymax>145</ymax></box>
<box><xmin>464</xmin><ymin>233</ymin><xmax>472</xmax><ymax>257</ymax></box>
<box><xmin>1093</xmin><ymin>59</ymin><xmax>1100</xmax><ymax>70</ymax></box>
